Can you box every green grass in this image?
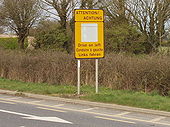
[0,38,28,49]
[0,78,76,95]
[81,90,170,111]
[0,38,18,49]
[0,78,170,112]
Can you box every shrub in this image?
[105,24,146,54]
[0,49,169,96]
[35,21,72,52]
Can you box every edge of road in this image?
[0,89,170,117]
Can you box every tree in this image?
[0,27,3,34]
[0,0,41,49]
[105,23,146,54]
[127,0,170,53]
[41,0,77,52]
[80,0,100,9]
[35,20,71,51]
[42,0,76,30]
[101,0,127,24]
[102,0,170,53]
[102,0,145,53]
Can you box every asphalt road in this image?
[0,94,170,127]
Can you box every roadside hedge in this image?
[0,49,169,96]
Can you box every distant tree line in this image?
[0,0,170,54]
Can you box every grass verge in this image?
[0,78,169,112]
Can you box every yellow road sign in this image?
[74,9,104,59]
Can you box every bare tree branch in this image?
[0,0,41,49]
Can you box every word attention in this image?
[75,10,104,22]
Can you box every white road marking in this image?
[82,107,99,111]
[95,116,136,124]
[23,116,72,124]
[115,112,130,116]
[149,116,166,122]
[0,109,72,124]
[0,109,32,117]
[0,100,16,104]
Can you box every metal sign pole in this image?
[77,60,81,95]
[95,59,99,94]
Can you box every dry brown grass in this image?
[0,49,169,96]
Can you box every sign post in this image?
[74,9,104,94]
[77,60,81,95]
[95,59,99,93]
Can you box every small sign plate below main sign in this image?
[75,9,104,59]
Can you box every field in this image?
[0,37,28,49]
[0,37,18,49]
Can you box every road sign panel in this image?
[75,22,104,59]
[74,9,104,59]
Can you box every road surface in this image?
[0,94,170,127]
